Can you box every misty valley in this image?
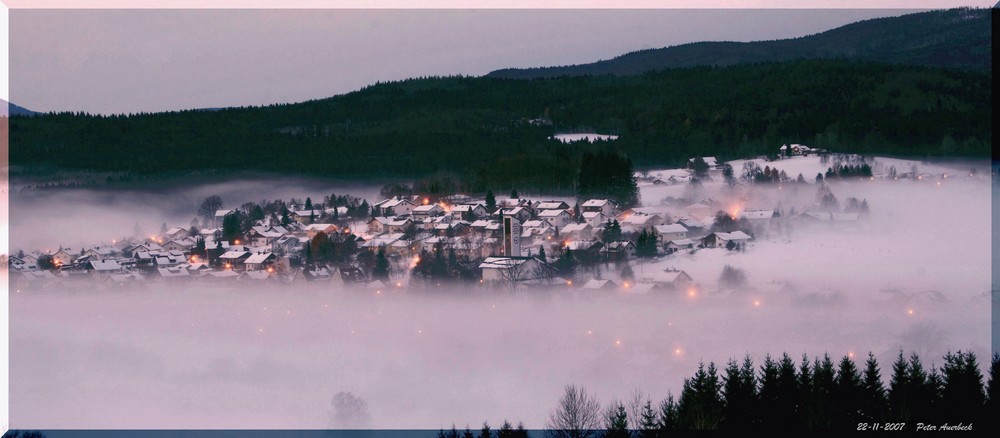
[5,152,993,429]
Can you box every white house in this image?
[654,223,688,242]
[243,252,279,271]
[701,231,752,248]
[581,211,607,227]
[411,204,445,219]
[451,203,488,220]
[538,209,573,228]
[535,201,571,211]
[560,223,594,241]
[373,197,415,217]
[479,256,551,287]
[581,199,617,217]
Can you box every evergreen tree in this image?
[833,355,863,427]
[603,401,629,438]
[305,197,313,211]
[373,248,390,281]
[496,421,513,438]
[721,356,757,430]
[281,207,291,226]
[657,393,680,433]
[860,352,889,423]
[485,190,497,213]
[538,246,547,263]
[222,212,244,243]
[987,354,1000,414]
[554,248,576,276]
[573,203,583,223]
[797,354,814,425]
[678,362,724,430]
[776,353,801,428]
[940,351,985,423]
[888,351,911,422]
[757,354,781,428]
[639,400,658,438]
[479,421,491,438]
[510,189,519,199]
[806,354,836,430]
[192,237,207,259]
[691,156,710,178]
[601,220,622,243]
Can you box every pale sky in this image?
[4,2,992,115]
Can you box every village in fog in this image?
[4,6,995,431]
[5,147,982,299]
[6,145,993,428]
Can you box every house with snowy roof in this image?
[581,199,617,217]
[701,231,752,248]
[654,223,688,242]
[373,197,415,217]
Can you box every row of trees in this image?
[12,60,990,192]
[547,350,997,434]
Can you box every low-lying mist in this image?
[8,175,385,251]
[10,280,989,429]
[7,157,994,429]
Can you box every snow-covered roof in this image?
[479,256,538,269]
[522,220,551,228]
[206,270,240,278]
[538,209,570,218]
[582,211,604,219]
[536,201,569,210]
[658,270,691,283]
[244,252,276,264]
[157,267,189,277]
[623,214,660,225]
[581,199,611,208]
[412,204,443,213]
[215,209,234,218]
[304,223,337,231]
[561,223,591,234]
[654,224,688,234]
[451,204,484,212]
[374,197,413,208]
[740,210,776,220]
[88,260,121,271]
[715,231,752,241]
[219,250,250,259]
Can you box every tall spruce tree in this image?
[860,352,889,423]
[834,355,863,427]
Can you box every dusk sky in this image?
[3,3,988,115]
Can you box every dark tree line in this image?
[578,150,640,209]
[545,351,995,434]
[11,60,988,193]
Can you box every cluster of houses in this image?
[9,152,866,293]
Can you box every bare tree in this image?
[546,384,602,438]
[624,388,648,431]
[495,258,534,289]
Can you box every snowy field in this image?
[7,155,994,429]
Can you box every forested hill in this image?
[488,8,991,79]
[9,60,991,192]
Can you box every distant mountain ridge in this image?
[2,99,38,117]
[487,8,991,79]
